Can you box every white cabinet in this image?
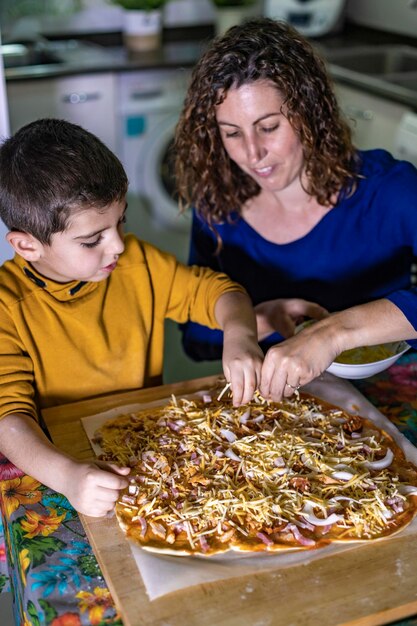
[334,83,411,153]
[6,72,117,153]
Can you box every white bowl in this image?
[326,341,411,379]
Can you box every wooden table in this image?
[42,374,417,626]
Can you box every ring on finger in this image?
[286,382,301,391]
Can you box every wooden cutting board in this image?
[42,374,417,626]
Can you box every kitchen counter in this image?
[3,39,208,81]
[3,26,213,82]
[3,23,417,110]
[2,355,417,625]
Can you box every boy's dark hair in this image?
[0,118,128,244]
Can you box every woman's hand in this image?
[259,318,341,401]
[255,298,328,341]
[259,298,417,402]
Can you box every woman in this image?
[174,18,417,399]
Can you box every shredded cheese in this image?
[94,389,417,553]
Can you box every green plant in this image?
[112,0,167,10]
[212,0,256,6]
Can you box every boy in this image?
[0,118,263,517]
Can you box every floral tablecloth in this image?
[1,353,417,626]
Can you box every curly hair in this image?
[174,18,359,234]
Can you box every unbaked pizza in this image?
[93,387,417,556]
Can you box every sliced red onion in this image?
[202,394,212,403]
[274,467,288,476]
[349,435,374,442]
[287,524,316,546]
[128,484,139,496]
[363,448,394,470]
[331,470,356,481]
[398,484,417,495]
[220,428,237,443]
[329,496,359,504]
[256,531,274,547]
[332,416,347,424]
[252,414,265,423]
[385,496,404,513]
[199,534,210,552]
[239,408,251,423]
[137,517,147,537]
[300,454,317,471]
[167,420,182,432]
[333,463,353,472]
[300,502,343,526]
[274,456,285,467]
[150,522,166,539]
[219,528,235,543]
[225,448,242,462]
[121,494,137,506]
[296,519,315,532]
[215,449,224,458]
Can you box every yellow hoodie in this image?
[0,234,245,420]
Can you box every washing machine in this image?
[116,68,191,231]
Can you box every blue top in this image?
[181,149,417,360]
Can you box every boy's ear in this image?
[6,231,43,261]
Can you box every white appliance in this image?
[263,0,346,37]
[116,68,191,231]
[164,0,215,26]
[394,112,417,168]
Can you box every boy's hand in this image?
[62,460,130,517]
[222,329,263,406]
[0,413,130,518]
[215,291,263,406]
[260,331,336,402]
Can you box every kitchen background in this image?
[0,1,416,622]
[0,0,416,381]
[0,0,416,380]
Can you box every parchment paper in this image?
[82,372,417,600]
